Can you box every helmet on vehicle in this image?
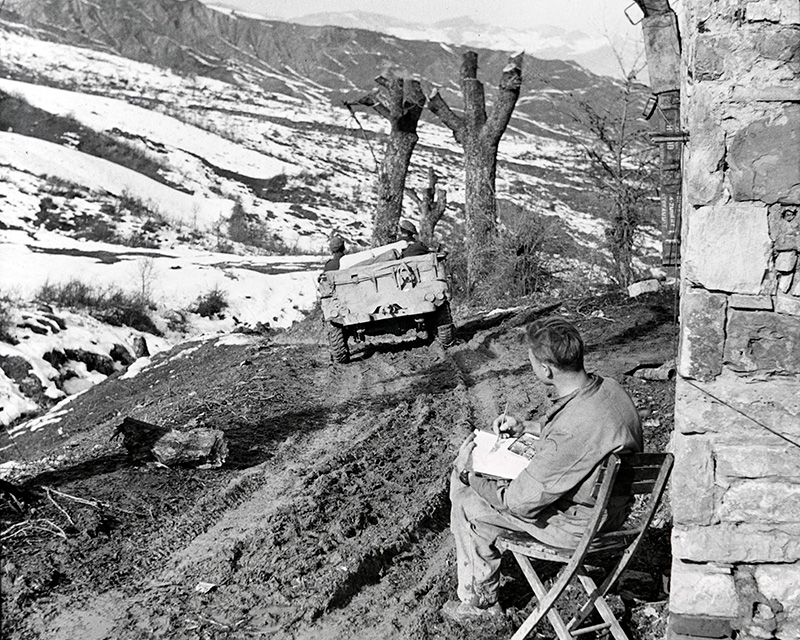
[398,220,418,236]
[329,235,345,252]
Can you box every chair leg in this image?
[512,553,573,640]
[572,570,629,640]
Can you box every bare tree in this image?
[566,57,658,288]
[404,167,447,246]
[346,76,426,247]
[428,51,523,289]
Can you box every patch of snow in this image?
[0,132,233,231]
[119,357,151,380]
[215,334,260,346]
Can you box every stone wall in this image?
[670,1,800,639]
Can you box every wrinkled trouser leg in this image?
[450,470,528,607]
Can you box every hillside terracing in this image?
[1,290,678,640]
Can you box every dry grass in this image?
[35,279,161,335]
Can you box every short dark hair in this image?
[523,317,584,372]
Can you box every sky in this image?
[210,0,644,40]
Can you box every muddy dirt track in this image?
[1,291,678,640]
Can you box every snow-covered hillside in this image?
[1,16,661,434]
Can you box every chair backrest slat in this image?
[609,453,670,497]
[497,451,674,640]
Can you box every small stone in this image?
[628,279,661,298]
[778,273,794,293]
[775,293,800,315]
[775,250,798,273]
[729,294,773,310]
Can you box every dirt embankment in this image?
[0,290,678,640]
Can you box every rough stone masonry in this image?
[670,1,800,639]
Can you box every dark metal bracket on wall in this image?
[650,131,690,144]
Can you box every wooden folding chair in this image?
[496,452,674,640]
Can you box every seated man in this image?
[398,219,430,257]
[323,235,346,271]
[445,317,642,621]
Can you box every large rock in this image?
[152,428,228,468]
[717,445,800,479]
[728,294,773,310]
[768,203,800,251]
[672,434,716,525]
[673,523,800,563]
[745,0,800,24]
[775,250,798,272]
[755,564,800,609]
[63,348,116,375]
[693,34,728,81]
[728,105,800,204]
[755,26,800,62]
[775,293,800,315]
[720,481,800,523]
[684,85,726,205]
[675,373,800,439]
[679,288,726,381]
[684,204,771,294]
[669,561,739,617]
[724,309,800,374]
[0,355,49,408]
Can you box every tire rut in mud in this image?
[2,294,679,640]
[155,343,471,639]
[5,338,472,640]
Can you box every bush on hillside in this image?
[116,191,162,219]
[191,286,228,319]
[445,209,559,307]
[224,202,297,255]
[35,279,161,335]
[74,215,117,243]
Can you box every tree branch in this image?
[485,51,523,140]
[428,89,466,144]
[344,95,390,120]
[404,186,421,207]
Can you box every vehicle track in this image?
[3,294,678,640]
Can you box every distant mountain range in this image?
[204,4,624,79]
[291,10,620,78]
[3,0,631,139]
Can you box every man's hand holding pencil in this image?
[491,404,542,439]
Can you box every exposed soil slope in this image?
[1,290,678,640]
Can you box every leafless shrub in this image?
[35,279,160,335]
[191,286,228,319]
[446,208,559,306]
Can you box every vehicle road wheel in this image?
[327,323,350,363]
[435,302,456,347]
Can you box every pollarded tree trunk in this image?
[405,167,447,246]
[428,51,523,290]
[346,76,426,247]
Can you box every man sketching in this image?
[444,317,642,621]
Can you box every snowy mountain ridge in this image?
[0,3,659,435]
[205,5,622,78]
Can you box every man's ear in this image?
[540,362,555,381]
